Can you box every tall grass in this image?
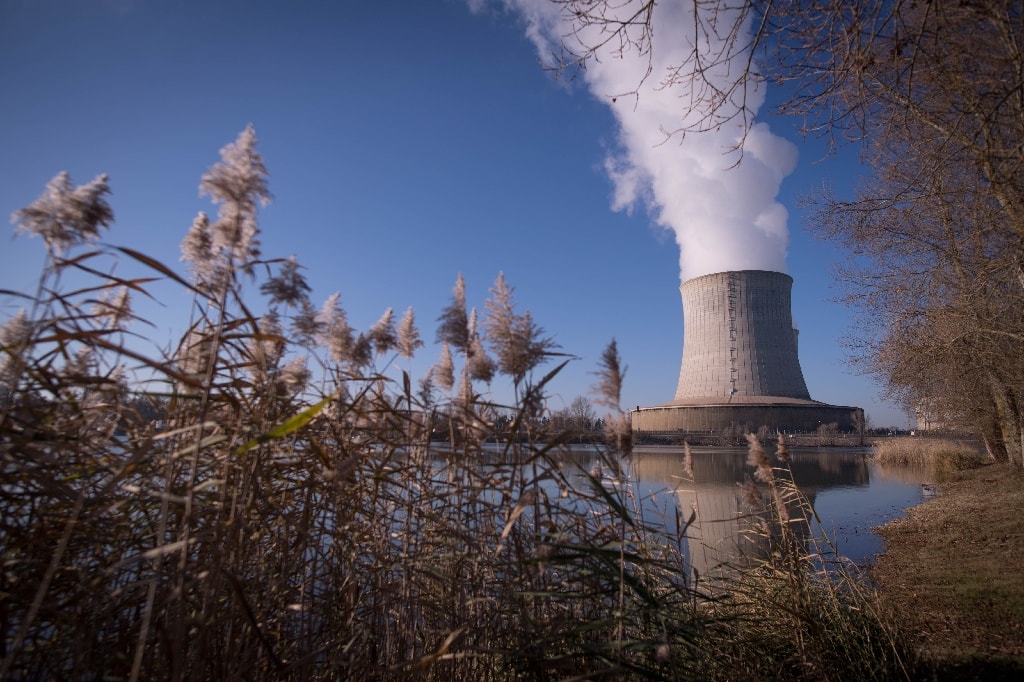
[1,128,916,680]
[873,437,986,480]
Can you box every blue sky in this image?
[0,0,909,427]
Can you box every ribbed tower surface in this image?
[675,270,811,402]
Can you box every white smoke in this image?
[484,0,798,282]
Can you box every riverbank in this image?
[871,462,1024,680]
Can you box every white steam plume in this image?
[484,0,798,283]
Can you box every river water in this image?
[624,445,930,570]
[437,441,929,575]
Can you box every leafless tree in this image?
[805,1,1024,463]
[568,394,597,430]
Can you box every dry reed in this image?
[873,437,986,478]
[0,129,917,681]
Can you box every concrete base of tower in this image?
[632,396,863,434]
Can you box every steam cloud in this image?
[484,0,798,283]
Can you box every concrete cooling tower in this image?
[633,270,862,434]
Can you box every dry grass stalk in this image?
[873,437,986,480]
[0,131,918,681]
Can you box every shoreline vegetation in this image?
[2,130,1021,679]
[870,444,1024,680]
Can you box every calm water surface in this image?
[627,445,930,569]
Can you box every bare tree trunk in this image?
[985,372,1023,465]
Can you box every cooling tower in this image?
[634,270,862,434]
[675,270,810,401]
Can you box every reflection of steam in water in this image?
[632,447,873,582]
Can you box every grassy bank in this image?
[872,462,1024,680]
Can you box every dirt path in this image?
[871,463,1024,680]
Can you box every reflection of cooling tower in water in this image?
[630,450,770,580]
[676,485,765,582]
[675,485,817,583]
[630,451,834,583]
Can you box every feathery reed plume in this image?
[93,286,132,330]
[746,433,773,483]
[181,211,217,285]
[278,355,310,395]
[483,272,557,385]
[456,369,477,420]
[259,255,310,308]
[738,475,763,508]
[247,311,284,381]
[349,333,372,370]
[60,346,96,382]
[0,310,32,390]
[417,368,436,407]
[12,171,113,254]
[683,441,694,479]
[436,272,469,352]
[483,271,515,351]
[367,307,397,356]
[396,306,422,359]
[466,333,495,384]
[776,433,790,462]
[317,292,354,365]
[199,124,269,270]
[176,328,214,382]
[463,306,496,382]
[435,343,455,392]
[290,298,322,346]
[603,412,633,456]
[591,338,626,410]
[513,309,556,378]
